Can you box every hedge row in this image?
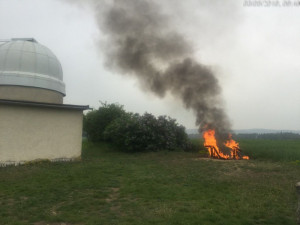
[83,103,189,152]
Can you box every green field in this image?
[193,138,300,162]
[0,140,299,225]
[239,139,300,162]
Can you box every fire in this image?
[203,129,230,159]
[203,129,249,160]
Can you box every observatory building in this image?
[0,38,89,165]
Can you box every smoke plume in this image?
[82,0,232,139]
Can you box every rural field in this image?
[0,139,299,225]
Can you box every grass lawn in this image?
[0,140,299,225]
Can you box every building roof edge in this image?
[0,99,91,111]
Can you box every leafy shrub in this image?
[84,103,126,141]
[84,103,189,152]
[103,112,189,152]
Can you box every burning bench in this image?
[203,129,249,160]
[204,145,245,160]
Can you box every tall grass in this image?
[239,139,300,162]
[189,138,300,162]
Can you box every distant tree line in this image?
[84,103,191,152]
[233,132,300,140]
[188,132,300,140]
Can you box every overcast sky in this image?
[1,0,299,130]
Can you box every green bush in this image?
[84,102,189,152]
[103,112,189,152]
[84,103,126,141]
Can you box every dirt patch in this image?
[49,201,66,216]
[104,187,125,216]
[105,187,120,203]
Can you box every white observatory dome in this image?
[0,38,66,103]
[0,38,65,103]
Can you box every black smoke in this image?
[80,0,232,144]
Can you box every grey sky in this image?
[1,0,299,130]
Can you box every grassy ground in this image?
[0,140,299,225]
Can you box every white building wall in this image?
[0,104,83,165]
[0,86,64,104]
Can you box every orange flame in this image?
[203,129,230,159]
[203,130,249,160]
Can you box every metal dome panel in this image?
[0,39,65,95]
